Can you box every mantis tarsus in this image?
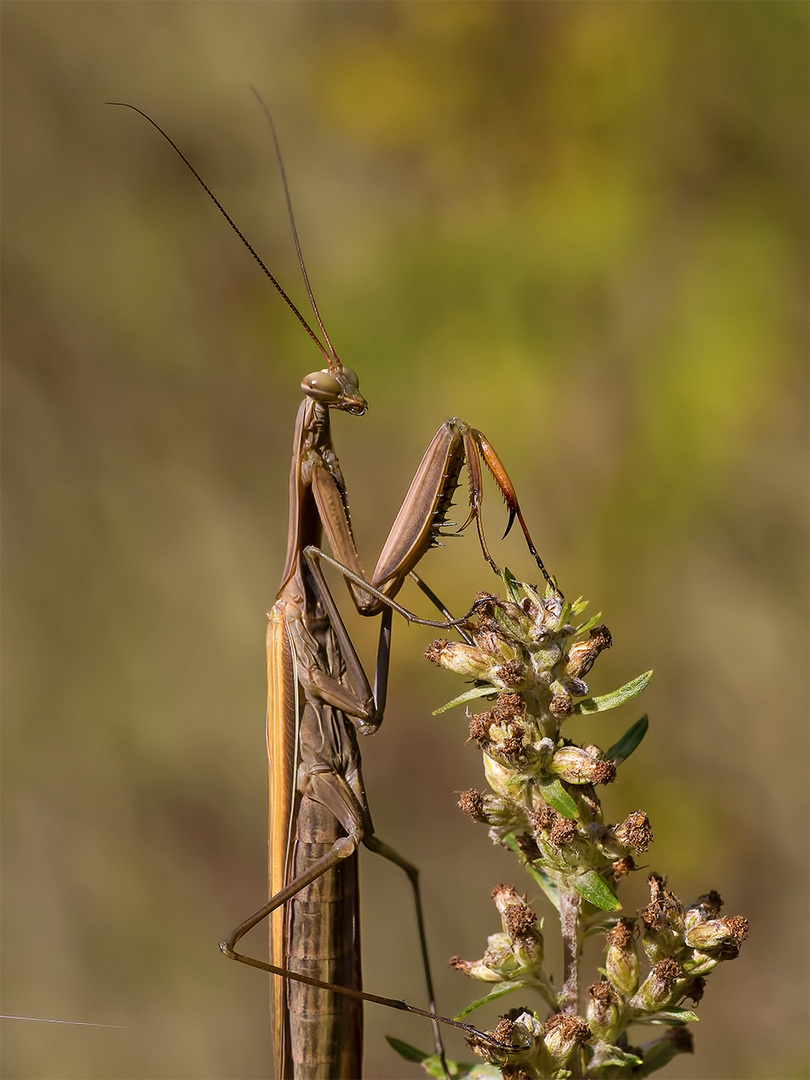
[111,100,556,1079]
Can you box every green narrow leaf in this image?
[453,980,526,1019]
[502,567,522,603]
[638,1006,700,1025]
[492,605,529,643]
[573,670,653,715]
[606,715,649,764]
[574,611,603,634]
[433,685,496,714]
[386,1036,430,1064]
[571,870,622,911]
[536,777,579,818]
[566,596,589,618]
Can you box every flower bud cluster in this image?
[635,874,749,979]
[448,869,746,1078]
[426,579,646,901]
[425,585,612,746]
[468,1008,592,1077]
[450,885,545,985]
[410,576,748,1079]
[567,874,747,1074]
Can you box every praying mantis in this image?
[111,100,556,1079]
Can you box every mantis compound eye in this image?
[301,369,341,402]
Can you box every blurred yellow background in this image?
[2,4,807,1079]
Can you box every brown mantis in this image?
[111,100,556,1079]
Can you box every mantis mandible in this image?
[111,100,556,1079]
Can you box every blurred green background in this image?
[2,4,807,1079]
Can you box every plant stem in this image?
[559,887,583,1079]
[560,888,581,1014]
